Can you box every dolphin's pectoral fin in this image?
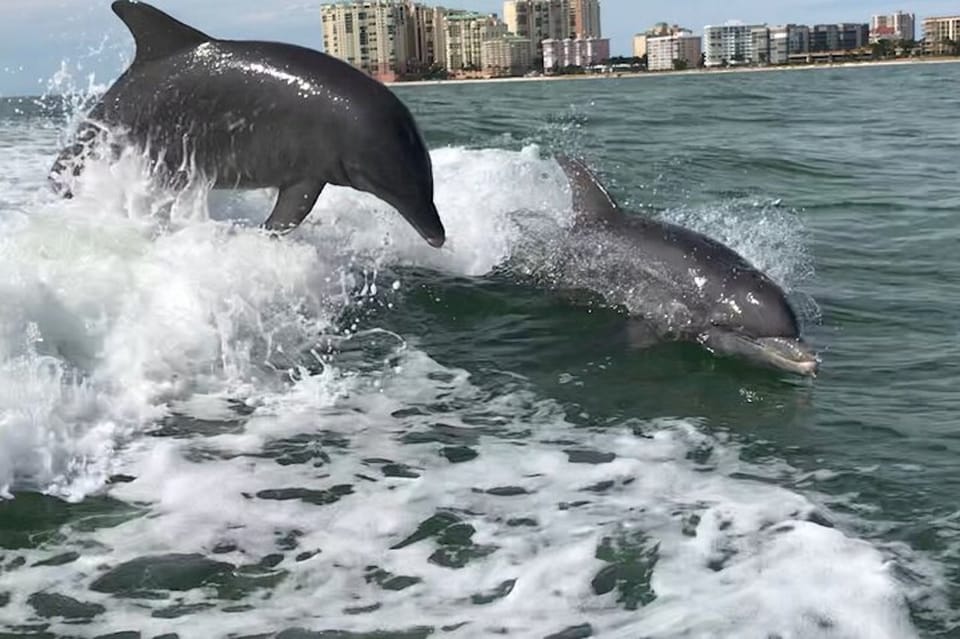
[262,180,325,233]
[48,144,85,199]
[48,121,104,199]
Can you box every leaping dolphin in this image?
[546,155,820,377]
[49,1,446,247]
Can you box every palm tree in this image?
[938,37,958,57]
[871,39,894,59]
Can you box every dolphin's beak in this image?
[699,330,820,377]
[751,336,820,377]
[399,201,446,248]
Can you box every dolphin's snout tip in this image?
[795,357,820,378]
[757,336,820,378]
[706,332,821,378]
[401,203,445,248]
[786,339,821,378]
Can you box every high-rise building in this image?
[503,0,570,63]
[703,21,766,66]
[502,0,523,34]
[923,15,960,54]
[444,11,508,71]
[766,26,790,63]
[870,11,916,43]
[321,1,411,82]
[504,0,570,41]
[810,24,839,52]
[786,24,811,55]
[646,31,702,71]
[568,0,601,38]
[633,23,685,59]
[541,36,610,70]
[404,3,448,72]
[810,23,868,52]
[838,23,869,50]
[633,35,648,58]
[751,26,770,63]
[482,35,534,75]
[751,24,809,64]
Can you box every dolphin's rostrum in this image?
[49,1,446,248]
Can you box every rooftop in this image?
[445,11,496,21]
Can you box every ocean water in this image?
[0,61,958,639]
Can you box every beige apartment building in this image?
[633,35,647,58]
[482,35,534,76]
[405,3,448,71]
[646,31,702,71]
[568,0,601,38]
[504,0,599,40]
[322,0,603,79]
[923,15,960,54]
[321,1,411,82]
[633,23,686,59]
[444,11,508,71]
[503,0,569,62]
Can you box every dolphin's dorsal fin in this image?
[111,1,212,65]
[554,154,621,225]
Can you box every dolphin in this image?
[48,1,446,247]
[541,155,819,377]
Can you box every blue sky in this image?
[1,0,957,96]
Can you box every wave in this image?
[0,115,940,636]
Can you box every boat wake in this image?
[0,107,943,637]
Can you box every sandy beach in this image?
[386,56,960,88]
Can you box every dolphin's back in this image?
[553,155,801,340]
[555,154,622,226]
[74,3,411,189]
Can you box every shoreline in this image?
[386,56,960,88]
[3,56,958,101]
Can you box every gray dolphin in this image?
[49,0,446,247]
[543,155,819,377]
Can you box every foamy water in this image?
[0,114,933,637]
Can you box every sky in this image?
[1,0,958,96]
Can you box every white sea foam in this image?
[661,200,814,292]
[0,124,933,637]
[0,347,922,638]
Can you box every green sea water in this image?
[0,62,958,637]
[400,63,960,634]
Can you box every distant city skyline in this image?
[2,0,960,95]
